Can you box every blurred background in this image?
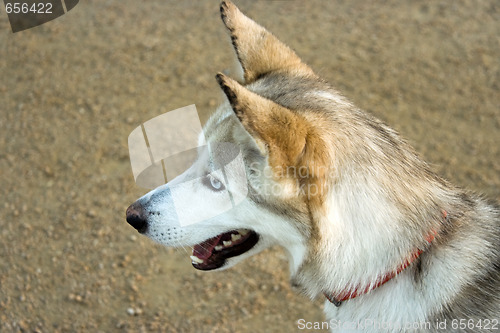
[1,0,498,332]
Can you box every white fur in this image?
[309,90,352,107]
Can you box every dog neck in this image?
[323,221,441,307]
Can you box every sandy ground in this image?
[0,0,499,332]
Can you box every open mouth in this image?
[190,229,259,270]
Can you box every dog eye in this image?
[203,174,225,192]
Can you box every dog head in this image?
[126,1,336,274]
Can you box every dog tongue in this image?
[193,234,223,260]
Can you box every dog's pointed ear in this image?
[215,73,308,168]
[220,1,314,83]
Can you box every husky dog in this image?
[126,1,499,331]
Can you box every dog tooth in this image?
[190,255,204,264]
[239,229,249,235]
[231,234,242,242]
[223,240,232,247]
[214,245,223,251]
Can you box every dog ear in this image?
[220,1,314,83]
[215,73,309,169]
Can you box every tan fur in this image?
[216,73,307,167]
[216,73,331,209]
[220,0,314,83]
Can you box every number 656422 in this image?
[5,2,53,14]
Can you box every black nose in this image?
[126,203,148,233]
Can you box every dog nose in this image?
[126,203,148,233]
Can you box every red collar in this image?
[324,213,443,307]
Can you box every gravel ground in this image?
[1,1,499,332]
